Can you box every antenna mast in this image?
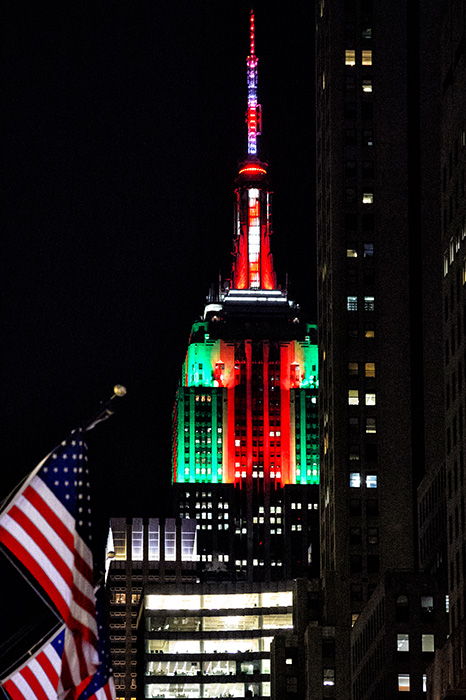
[246,10,261,156]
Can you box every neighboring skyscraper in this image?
[429,2,466,696]
[313,0,445,696]
[172,11,320,584]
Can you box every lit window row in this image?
[398,674,428,693]
[348,362,376,377]
[348,390,376,405]
[345,49,373,66]
[346,242,374,258]
[349,473,378,488]
[397,634,434,652]
[347,296,375,311]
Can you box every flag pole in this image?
[0,543,63,622]
[0,620,65,681]
[81,384,127,432]
[0,385,127,515]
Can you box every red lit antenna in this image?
[250,9,255,56]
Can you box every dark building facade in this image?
[312,0,445,697]
[428,2,466,697]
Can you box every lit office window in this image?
[348,390,359,405]
[364,296,375,311]
[397,634,409,652]
[366,417,376,434]
[365,362,375,377]
[362,49,372,65]
[364,242,374,257]
[362,79,373,92]
[350,472,361,488]
[323,668,335,686]
[348,362,359,376]
[347,244,358,257]
[398,674,410,692]
[347,295,358,311]
[422,634,435,652]
[365,393,376,406]
[362,191,374,204]
[365,330,375,338]
[366,474,377,488]
[345,49,356,66]
[132,518,144,561]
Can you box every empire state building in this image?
[171,11,320,583]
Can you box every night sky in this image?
[1,1,315,651]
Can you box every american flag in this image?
[0,433,100,699]
[1,626,65,700]
[2,590,115,700]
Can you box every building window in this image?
[364,296,375,311]
[347,243,358,257]
[350,527,362,545]
[365,393,376,406]
[366,473,377,488]
[398,674,410,692]
[364,242,374,257]
[396,595,409,621]
[345,49,356,66]
[362,49,372,65]
[348,390,359,405]
[365,329,375,338]
[350,555,362,573]
[421,596,434,614]
[397,634,409,652]
[323,668,335,686]
[366,417,376,434]
[350,472,361,488]
[363,129,373,146]
[367,527,378,545]
[365,362,375,377]
[362,79,373,92]
[422,634,434,652]
[367,554,379,573]
[348,362,359,375]
[347,295,358,311]
[363,191,374,204]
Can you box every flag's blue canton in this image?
[51,628,66,655]
[78,588,114,700]
[40,432,93,543]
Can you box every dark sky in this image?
[1,1,315,640]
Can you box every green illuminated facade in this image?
[172,320,319,489]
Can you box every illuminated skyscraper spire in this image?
[230,10,277,291]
